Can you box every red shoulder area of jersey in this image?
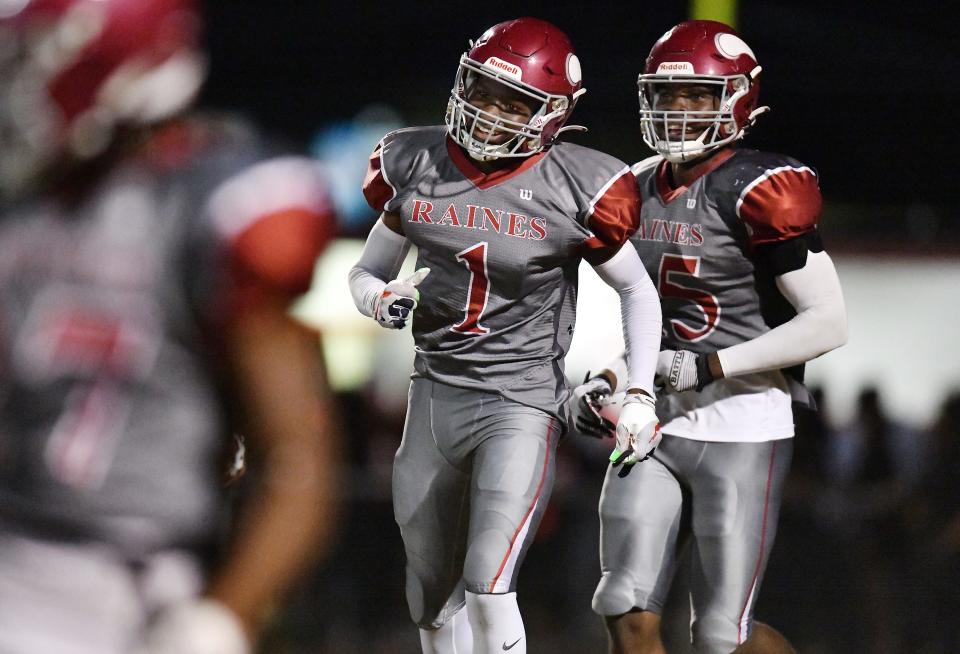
[445,136,545,190]
[736,164,821,245]
[362,140,397,212]
[227,206,335,318]
[580,167,642,265]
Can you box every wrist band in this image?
[695,354,715,391]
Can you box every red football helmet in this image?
[0,0,205,199]
[446,17,585,161]
[638,20,769,163]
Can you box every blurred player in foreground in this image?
[349,17,661,654]
[571,20,847,654]
[0,1,338,653]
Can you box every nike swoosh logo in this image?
[502,637,522,650]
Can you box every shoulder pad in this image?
[631,154,662,176]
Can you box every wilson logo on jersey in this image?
[408,198,547,240]
[636,218,704,246]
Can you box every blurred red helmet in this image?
[0,0,205,198]
[638,20,768,163]
[446,17,585,161]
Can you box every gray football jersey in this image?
[631,148,823,435]
[0,119,329,556]
[632,148,821,353]
[364,126,641,421]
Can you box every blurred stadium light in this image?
[806,256,960,428]
[292,239,416,413]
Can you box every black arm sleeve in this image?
[752,230,824,277]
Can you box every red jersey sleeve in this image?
[580,167,642,265]
[206,157,336,318]
[362,139,397,212]
[735,165,821,246]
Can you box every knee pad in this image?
[463,527,516,594]
[592,570,656,617]
[691,613,740,654]
[405,562,465,629]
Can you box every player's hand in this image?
[135,598,250,654]
[374,267,430,329]
[610,391,660,465]
[655,349,715,392]
[569,373,615,438]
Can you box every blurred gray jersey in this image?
[364,126,641,422]
[0,119,330,556]
[631,149,823,441]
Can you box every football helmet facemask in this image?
[446,17,585,161]
[638,20,769,164]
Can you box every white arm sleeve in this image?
[592,243,662,395]
[347,218,411,318]
[718,250,847,377]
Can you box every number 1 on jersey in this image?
[452,242,491,335]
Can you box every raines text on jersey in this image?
[635,218,704,246]
[409,198,547,240]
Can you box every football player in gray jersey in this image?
[349,17,662,654]
[572,21,848,654]
[0,2,338,653]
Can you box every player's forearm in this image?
[348,266,386,318]
[717,302,845,376]
[593,244,662,394]
[207,441,335,635]
[348,216,410,317]
[207,435,336,635]
[718,250,847,377]
[592,353,628,394]
[210,306,339,635]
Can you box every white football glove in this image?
[610,391,661,465]
[569,373,615,438]
[374,267,430,329]
[655,349,715,392]
[135,598,250,654]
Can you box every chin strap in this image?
[732,105,771,142]
[739,66,769,135]
[746,105,771,124]
[555,124,588,136]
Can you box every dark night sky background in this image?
[199,1,957,212]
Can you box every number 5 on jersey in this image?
[658,253,720,342]
[452,242,491,335]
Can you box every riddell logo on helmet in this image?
[657,62,695,74]
[484,57,523,81]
